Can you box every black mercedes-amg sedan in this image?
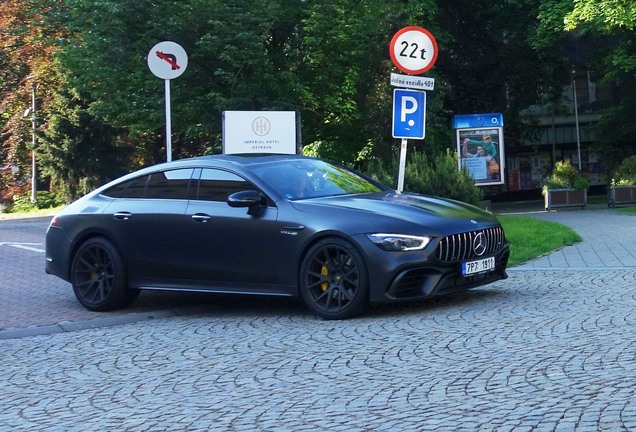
[45,154,509,319]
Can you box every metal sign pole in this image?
[30,83,37,203]
[389,27,436,193]
[164,79,172,162]
[147,41,187,162]
[397,138,408,192]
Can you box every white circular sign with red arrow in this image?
[148,41,188,80]
[389,26,438,75]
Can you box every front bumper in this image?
[360,233,510,303]
[384,243,509,301]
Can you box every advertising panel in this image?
[453,113,505,186]
[222,111,297,155]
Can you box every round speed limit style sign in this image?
[389,26,438,75]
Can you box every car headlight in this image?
[367,234,431,251]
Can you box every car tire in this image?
[71,237,138,311]
[299,237,368,320]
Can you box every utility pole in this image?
[571,68,582,171]
[29,83,38,203]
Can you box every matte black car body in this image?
[45,154,509,319]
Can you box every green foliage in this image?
[38,87,133,201]
[535,0,636,171]
[564,0,636,33]
[612,155,636,186]
[542,160,589,195]
[438,0,568,148]
[365,149,483,206]
[2,0,635,203]
[9,191,63,213]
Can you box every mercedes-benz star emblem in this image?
[472,232,488,256]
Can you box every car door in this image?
[180,168,286,292]
[100,168,194,284]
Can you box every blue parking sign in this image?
[393,89,426,139]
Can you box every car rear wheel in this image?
[71,237,139,311]
[300,237,368,320]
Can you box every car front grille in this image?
[436,227,505,262]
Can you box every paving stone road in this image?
[1,206,636,431]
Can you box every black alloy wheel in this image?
[300,237,368,320]
[71,237,139,311]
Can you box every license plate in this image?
[462,257,495,276]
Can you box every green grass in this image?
[497,215,582,267]
[0,206,62,221]
[587,194,606,205]
[619,206,636,215]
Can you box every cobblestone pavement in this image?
[2,207,636,431]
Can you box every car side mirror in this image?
[227,190,265,215]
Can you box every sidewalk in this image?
[493,200,636,269]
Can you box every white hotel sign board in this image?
[222,111,297,155]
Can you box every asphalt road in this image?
[2,207,636,431]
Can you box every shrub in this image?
[612,155,636,186]
[542,160,589,195]
[365,149,483,206]
[9,191,64,213]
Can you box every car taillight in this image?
[49,216,62,228]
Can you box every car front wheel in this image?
[71,237,139,311]
[300,237,368,320]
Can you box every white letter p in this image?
[400,96,418,122]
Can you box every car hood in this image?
[294,192,499,232]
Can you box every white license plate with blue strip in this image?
[462,257,495,276]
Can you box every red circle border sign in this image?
[389,26,439,75]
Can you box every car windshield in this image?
[251,159,386,200]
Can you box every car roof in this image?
[175,153,316,168]
[125,153,317,174]
[92,154,320,193]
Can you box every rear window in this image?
[102,169,194,199]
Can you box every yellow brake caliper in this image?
[320,264,329,291]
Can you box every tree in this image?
[6,0,629,202]
[47,0,436,169]
[537,0,636,172]
[436,0,568,149]
[0,0,66,203]
[564,0,636,33]
[39,87,132,201]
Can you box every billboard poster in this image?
[453,113,505,186]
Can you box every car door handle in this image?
[282,225,305,231]
[113,212,132,221]
[192,213,212,223]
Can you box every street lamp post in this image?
[30,83,37,203]
[571,68,582,171]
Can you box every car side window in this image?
[145,169,194,199]
[102,175,149,198]
[195,168,254,202]
[101,169,194,199]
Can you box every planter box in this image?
[608,186,636,207]
[544,188,587,211]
